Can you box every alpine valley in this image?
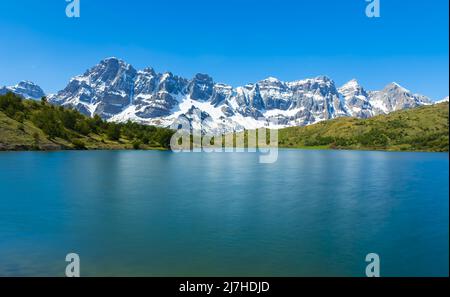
[2,57,448,133]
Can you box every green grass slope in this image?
[278,102,449,152]
[0,93,174,151]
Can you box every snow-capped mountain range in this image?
[2,57,447,132]
[0,81,45,100]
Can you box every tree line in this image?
[0,92,174,149]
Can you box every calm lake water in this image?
[0,150,448,276]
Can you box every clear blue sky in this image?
[0,0,448,100]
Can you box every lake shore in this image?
[1,144,448,153]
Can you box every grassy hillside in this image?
[0,93,174,151]
[278,102,449,152]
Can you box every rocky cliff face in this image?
[338,79,373,118]
[33,57,433,132]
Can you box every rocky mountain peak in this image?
[340,79,361,90]
[339,79,366,96]
[384,82,410,93]
[140,67,157,76]
[189,73,214,101]
[0,80,45,100]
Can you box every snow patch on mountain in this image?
[0,81,46,100]
[436,96,449,104]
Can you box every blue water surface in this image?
[0,150,448,276]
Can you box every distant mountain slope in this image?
[0,81,45,100]
[437,96,449,104]
[45,57,433,133]
[277,102,449,152]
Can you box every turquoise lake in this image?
[0,150,448,276]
